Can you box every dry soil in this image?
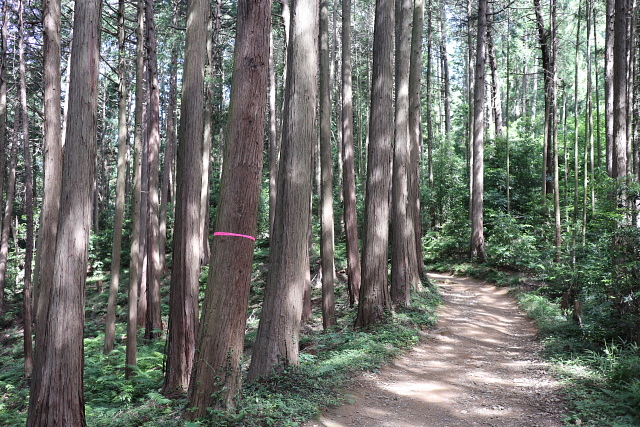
[304,273,567,427]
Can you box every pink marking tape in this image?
[213,231,256,241]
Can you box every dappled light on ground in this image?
[305,273,565,427]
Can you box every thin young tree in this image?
[18,0,34,376]
[27,1,101,425]
[186,0,271,410]
[409,0,425,278]
[355,0,394,328]
[0,0,8,271]
[391,0,418,306]
[104,0,128,354]
[342,0,362,306]
[470,0,487,262]
[487,22,503,137]
[247,0,318,379]
[0,114,18,313]
[320,0,337,328]
[163,0,207,395]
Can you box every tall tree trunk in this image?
[0,1,6,222]
[30,0,63,409]
[33,0,62,331]
[186,0,270,409]
[248,0,318,379]
[409,0,425,278]
[163,0,207,395]
[268,31,279,236]
[27,2,101,425]
[592,3,602,170]
[470,0,487,262]
[145,0,163,340]
[440,7,451,138]
[126,0,147,379]
[159,0,180,274]
[606,0,614,176]
[572,0,582,258]
[612,0,629,181]
[342,0,361,306]
[505,13,511,213]
[136,0,149,329]
[320,0,337,328]
[426,1,435,228]
[333,0,343,213]
[391,0,417,306]
[201,15,214,267]
[18,0,34,376]
[355,0,394,328]
[104,0,128,354]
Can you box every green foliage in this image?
[518,290,640,426]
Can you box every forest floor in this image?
[303,273,568,427]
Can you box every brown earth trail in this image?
[305,273,567,427]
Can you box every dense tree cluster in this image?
[0,0,638,424]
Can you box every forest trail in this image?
[304,273,567,427]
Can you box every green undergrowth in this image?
[519,292,640,426]
[192,285,441,427]
[0,275,440,427]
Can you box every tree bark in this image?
[145,0,163,341]
[163,0,207,395]
[268,31,279,237]
[186,0,270,410]
[391,0,417,306]
[18,0,34,376]
[342,0,362,306]
[27,2,101,425]
[320,0,337,328]
[104,0,128,354]
[0,2,6,222]
[440,7,451,138]
[605,0,614,176]
[159,0,180,274]
[248,0,318,379]
[355,0,394,328]
[136,0,149,329]
[470,0,487,262]
[612,0,629,181]
[409,0,425,278]
[126,0,147,379]
[33,0,63,334]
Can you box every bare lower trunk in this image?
[163,0,207,395]
[342,0,361,306]
[320,0,336,328]
[356,0,394,328]
[186,0,270,409]
[27,2,101,425]
[248,0,318,379]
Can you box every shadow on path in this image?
[304,273,566,427]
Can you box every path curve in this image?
[305,273,567,427]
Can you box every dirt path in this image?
[304,273,567,427]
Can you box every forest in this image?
[0,0,639,425]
